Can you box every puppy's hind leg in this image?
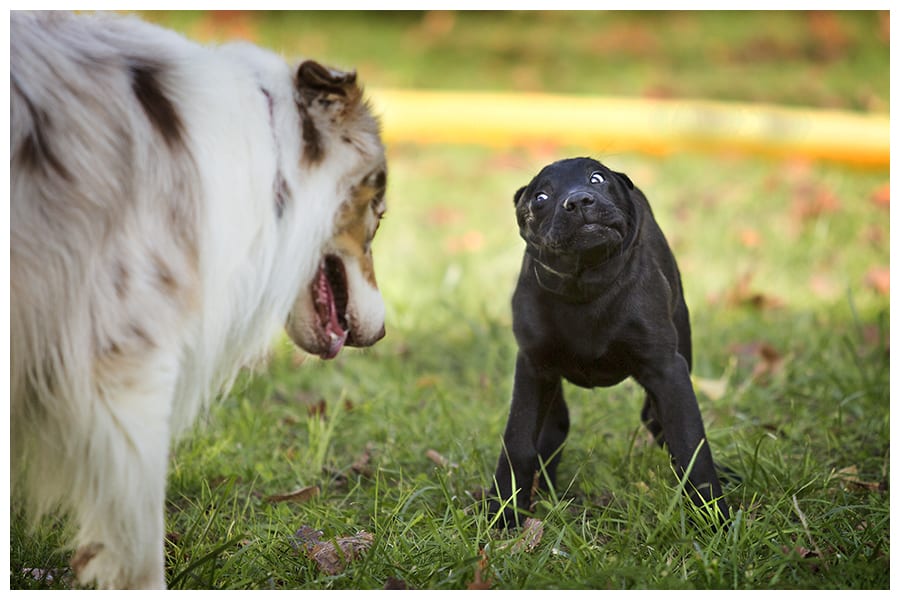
[70,353,179,589]
[640,394,665,447]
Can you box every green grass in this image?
[10,10,889,590]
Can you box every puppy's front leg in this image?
[489,351,562,527]
[636,354,729,520]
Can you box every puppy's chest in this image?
[516,308,631,388]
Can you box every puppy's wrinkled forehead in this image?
[532,157,606,190]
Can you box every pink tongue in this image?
[317,265,347,359]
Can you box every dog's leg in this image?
[489,352,561,527]
[635,354,729,520]
[536,381,568,491]
[640,395,665,447]
[69,355,177,589]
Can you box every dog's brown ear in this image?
[513,186,527,205]
[295,60,362,112]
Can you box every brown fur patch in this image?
[130,62,183,148]
[71,543,104,579]
[12,79,71,181]
[274,170,290,218]
[332,168,387,287]
[297,102,324,165]
[129,322,155,349]
[152,254,177,293]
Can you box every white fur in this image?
[11,12,385,589]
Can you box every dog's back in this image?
[11,12,206,588]
[12,11,389,588]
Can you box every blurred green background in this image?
[142,10,889,111]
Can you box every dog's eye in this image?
[590,172,605,184]
[534,192,549,206]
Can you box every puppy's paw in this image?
[484,491,526,529]
[716,463,742,486]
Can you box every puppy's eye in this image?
[590,172,605,184]
[534,192,549,206]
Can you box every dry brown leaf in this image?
[781,544,818,559]
[351,443,374,477]
[870,183,890,209]
[384,577,410,590]
[265,485,320,505]
[791,184,841,224]
[835,466,885,492]
[864,266,889,296]
[445,230,485,254]
[738,227,761,249]
[693,375,728,401]
[719,271,785,311]
[307,398,327,419]
[426,449,458,469]
[305,531,375,576]
[498,517,544,554]
[293,525,324,550]
[729,341,785,383]
[468,548,493,590]
[415,374,441,389]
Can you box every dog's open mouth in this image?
[311,255,350,359]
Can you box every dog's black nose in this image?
[563,194,594,212]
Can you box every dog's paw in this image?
[485,493,525,529]
[716,463,742,486]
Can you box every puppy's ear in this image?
[613,171,634,190]
[295,60,362,117]
[513,186,527,205]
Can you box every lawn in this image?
[9,10,890,590]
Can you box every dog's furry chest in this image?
[513,293,633,388]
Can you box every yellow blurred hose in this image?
[369,88,889,168]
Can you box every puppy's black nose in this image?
[563,194,594,212]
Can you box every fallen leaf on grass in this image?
[351,443,375,477]
[834,465,885,492]
[781,545,818,560]
[384,576,410,590]
[790,184,841,224]
[497,517,544,554]
[293,525,324,549]
[445,230,485,254]
[307,398,328,419]
[864,266,889,296]
[693,375,728,401]
[870,183,889,209]
[738,227,761,249]
[265,485,320,504]
[295,528,375,576]
[714,271,785,311]
[468,548,493,590]
[729,341,785,383]
[426,449,458,469]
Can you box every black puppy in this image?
[489,157,729,526]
